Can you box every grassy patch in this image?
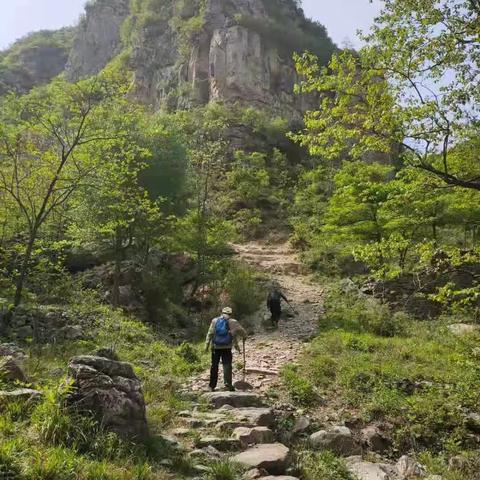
[0,298,206,479]
[285,282,480,455]
[297,451,355,480]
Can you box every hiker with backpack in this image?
[205,306,247,392]
[267,283,290,326]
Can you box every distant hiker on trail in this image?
[267,282,289,326]
[205,307,247,392]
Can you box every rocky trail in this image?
[190,241,324,393]
[174,242,325,479]
[169,242,429,480]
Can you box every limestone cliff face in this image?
[130,0,320,115]
[64,0,333,116]
[65,0,130,81]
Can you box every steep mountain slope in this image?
[0,28,75,94]
[2,0,336,116]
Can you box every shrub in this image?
[297,451,355,480]
[225,263,262,319]
[205,459,242,480]
[322,282,408,337]
[281,364,318,406]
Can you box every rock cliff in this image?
[65,0,130,81]
[65,0,336,115]
[1,0,336,116]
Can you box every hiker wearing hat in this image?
[205,307,247,392]
[267,282,290,327]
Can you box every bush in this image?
[323,282,408,337]
[205,459,242,480]
[225,263,262,319]
[297,451,355,480]
[281,364,318,406]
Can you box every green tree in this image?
[0,77,119,306]
[292,0,480,190]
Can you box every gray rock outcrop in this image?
[6,305,90,343]
[0,28,75,94]
[396,456,427,479]
[361,425,392,453]
[310,426,362,456]
[232,443,290,474]
[0,356,27,383]
[63,0,335,116]
[347,456,397,480]
[65,0,130,81]
[67,353,148,441]
[233,426,274,447]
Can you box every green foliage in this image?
[281,364,317,406]
[291,0,480,191]
[292,283,480,453]
[292,157,480,280]
[235,1,336,63]
[323,282,408,337]
[225,263,262,319]
[204,459,242,480]
[297,451,354,480]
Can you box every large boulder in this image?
[67,354,148,441]
[396,456,426,479]
[448,324,480,336]
[0,356,27,383]
[310,426,361,456]
[232,443,290,475]
[347,456,397,480]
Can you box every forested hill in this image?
[0,28,75,95]
[1,0,336,114]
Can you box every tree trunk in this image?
[111,232,122,308]
[14,230,37,307]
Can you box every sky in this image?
[0,0,383,51]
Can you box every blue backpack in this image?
[214,316,232,346]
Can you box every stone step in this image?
[259,477,300,480]
[196,436,240,451]
[230,407,275,428]
[233,426,274,448]
[232,443,290,475]
[203,391,265,409]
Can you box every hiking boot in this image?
[224,385,235,392]
[209,386,216,392]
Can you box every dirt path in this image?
[190,241,323,393]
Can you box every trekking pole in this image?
[242,338,246,382]
[286,300,297,315]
